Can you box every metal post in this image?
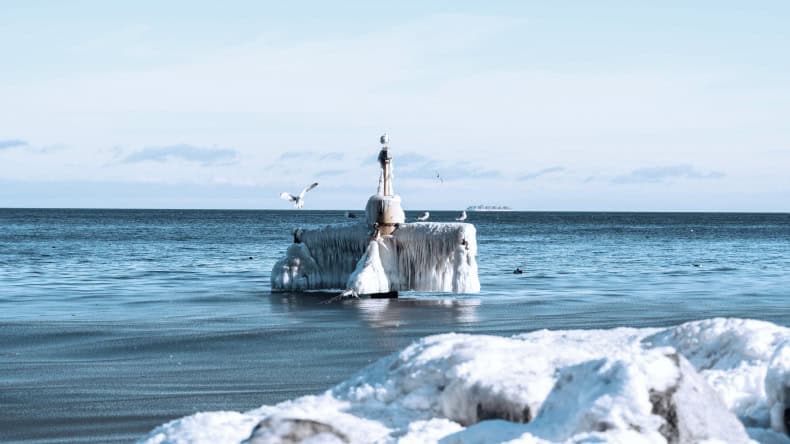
[377,143,392,197]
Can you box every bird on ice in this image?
[416,211,430,221]
[280,182,318,209]
[455,211,467,221]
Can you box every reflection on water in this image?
[355,297,480,328]
[269,292,480,330]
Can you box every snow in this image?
[271,222,480,294]
[138,318,790,444]
[644,318,790,431]
[141,411,259,444]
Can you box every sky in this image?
[1,1,789,211]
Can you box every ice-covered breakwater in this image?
[139,318,790,443]
[271,134,481,295]
[270,221,480,294]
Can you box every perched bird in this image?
[380,133,389,145]
[280,182,318,209]
[416,211,430,221]
[455,211,467,221]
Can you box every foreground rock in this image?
[138,318,790,444]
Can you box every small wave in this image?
[527,273,556,279]
[709,266,738,272]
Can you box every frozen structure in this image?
[139,318,790,444]
[270,135,480,296]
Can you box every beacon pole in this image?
[378,135,392,197]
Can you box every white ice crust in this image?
[271,222,480,294]
[138,318,790,444]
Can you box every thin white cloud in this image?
[612,165,725,184]
[122,144,237,166]
[319,152,345,161]
[315,169,347,177]
[0,139,27,150]
[518,166,565,181]
[394,154,501,181]
[278,151,314,160]
[278,151,344,161]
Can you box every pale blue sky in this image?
[1,1,788,210]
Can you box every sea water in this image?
[1,209,788,442]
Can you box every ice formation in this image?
[139,318,790,444]
[271,222,480,294]
[270,134,480,295]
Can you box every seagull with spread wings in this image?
[280,182,318,209]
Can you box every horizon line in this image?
[1,206,788,214]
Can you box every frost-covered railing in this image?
[270,222,480,294]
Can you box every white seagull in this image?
[416,211,430,221]
[455,211,467,221]
[280,182,318,209]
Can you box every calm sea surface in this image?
[1,209,789,443]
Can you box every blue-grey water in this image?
[1,209,789,443]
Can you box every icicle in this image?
[271,221,480,294]
[346,240,390,294]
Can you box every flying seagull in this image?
[280,182,318,209]
[455,211,467,221]
[416,211,430,221]
[435,171,443,183]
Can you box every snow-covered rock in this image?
[138,318,790,444]
[443,350,750,444]
[644,318,790,428]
